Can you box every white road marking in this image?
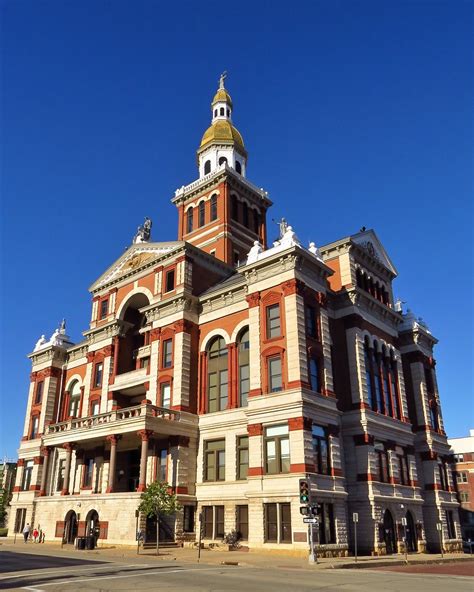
[20,566,234,591]
[0,563,149,580]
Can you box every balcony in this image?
[110,367,148,393]
[44,403,192,446]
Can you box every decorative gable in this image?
[351,230,397,276]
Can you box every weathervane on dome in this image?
[219,71,227,89]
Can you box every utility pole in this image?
[197,512,203,563]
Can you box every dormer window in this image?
[204,160,211,175]
[214,109,217,117]
[219,156,227,166]
[235,161,242,174]
[220,107,224,116]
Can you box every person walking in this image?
[32,527,39,543]
[22,523,31,543]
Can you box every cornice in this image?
[332,288,402,329]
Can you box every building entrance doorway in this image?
[64,510,78,544]
[383,509,396,554]
[86,509,100,539]
[145,514,175,543]
[405,511,418,552]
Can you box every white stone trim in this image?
[200,328,232,352]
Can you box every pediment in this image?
[351,230,397,276]
[89,241,184,292]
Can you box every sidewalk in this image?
[2,539,472,571]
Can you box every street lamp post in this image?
[436,522,443,558]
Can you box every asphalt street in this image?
[0,548,472,592]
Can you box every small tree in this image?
[137,481,180,556]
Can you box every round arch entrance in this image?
[405,510,418,552]
[85,509,100,539]
[64,510,78,544]
[383,509,397,555]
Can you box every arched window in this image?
[68,381,81,418]
[198,201,205,227]
[207,337,228,412]
[381,346,392,416]
[204,160,211,175]
[429,399,440,431]
[371,341,383,412]
[235,161,242,174]
[226,109,230,117]
[220,107,224,116]
[187,207,194,233]
[231,195,239,220]
[356,268,363,288]
[219,156,228,166]
[389,351,401,419]
[210,195,218,221]
[253,209,259,234]
[238,329,250,406]
[364,337,374,409]
[242,202,249,227]
[214,109,217,117]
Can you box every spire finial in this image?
[219,71,227,89]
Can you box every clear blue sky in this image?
[1,1,472,458]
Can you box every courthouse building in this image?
[9,76,461,555]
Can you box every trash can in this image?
[76,537,86,550]
[85,535,96,550]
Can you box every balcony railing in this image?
[47,403,179,435]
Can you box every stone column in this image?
[61,443,74,495]
[106,435,120,493]
[39,446,52,496]
[137,430,153,492]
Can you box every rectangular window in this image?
[236,505,248,540]
[14,508,27,534]
[165,269,175,293]
[93,363,103,388]
[266,304,281,339]
[82,458,94,487]
[460,491,469,503]
[21,461,34,491]
[183,505,195,533]
[305,306,317,338]
[268,356,283,393]
[446,510,456,539]
[157,449,167,481]
[208,369,228,412]
[203,506,213,538]
[398,453,410,485]
[317,503,336,544]
[265,425,290,474]
[204,439,225,482]
[35,381,44,404]
[375,442,389,483]
[199,202,205,227]
[457,472,468,483]
[264,502,292,543]
[237,436,249,480]
[99,299,108,320]
[56,459,65,491]
[161,382,171,408]
[215,506,225,538]
[162,339,173,368]
[30,416,39,439]
[312,425,330,474]
[239,362,249,407]
[210,196,218,221]
[90,400,100,416]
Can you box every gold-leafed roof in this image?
[212,88,233,107]
[199,119,246,153]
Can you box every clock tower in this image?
[172,74,272,266]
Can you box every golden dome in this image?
[199,119,246,153]
[212,88,233,107]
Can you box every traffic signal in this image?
[310,504,319,516]
[299,479,310,504]
[300,506,310,516]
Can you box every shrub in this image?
[0,528,8,537]
[223,530,241,548]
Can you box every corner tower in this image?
[172,73,272,267]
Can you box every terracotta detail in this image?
[17,459,25,467]
[248,466,264,476]
[246,292,260,308]
[290,463,315,473]
[247,423,263,436]
[248,388,262,398]
[288,416,312,431]
[33,456,44,465]
[138,429,153,442]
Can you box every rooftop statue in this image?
[133,217,152,244]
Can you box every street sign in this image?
[303,517,319,524]
[353,512,359,523]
